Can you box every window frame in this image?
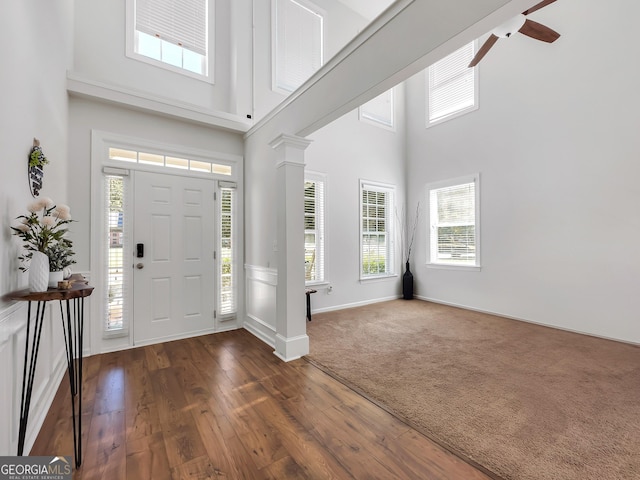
[359,88,395,131]
[103,170,132,339]
[218,181,238,319]
[125,0,214,83]
[426,174,481,270]
[272,0,325,94]
[359,179,396,281]
[304,171,327,286]
[426,40,478,127]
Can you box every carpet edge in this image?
[303,354,505,480]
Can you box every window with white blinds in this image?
[104,173,130,337]
[360,180,395,279]
[128,0,209,77]
[360,89,394,129]
[274,0,324,92]
[305,173,325,284]
[427,41,478,126]
[428,175,480,267]
[219,183,237,316]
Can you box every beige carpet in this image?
[306,300,640,480]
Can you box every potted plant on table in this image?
[11,197,76,291]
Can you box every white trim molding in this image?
[67,72,251,133]
[244,265,278,347]
[274,333,310,362]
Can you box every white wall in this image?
[252,0,369,121]
[0,0,74,455]
[406,0,640,343]
[72,0,252,117]
[305,89,407,311]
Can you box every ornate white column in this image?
[269,134,312,361]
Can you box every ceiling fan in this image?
[468,0,560,67]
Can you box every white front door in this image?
[133,171,215,345]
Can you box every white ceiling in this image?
[338,0,396,20]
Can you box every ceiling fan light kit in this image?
[492,14,526,38]
[468,0,560,68]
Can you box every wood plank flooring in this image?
[31,329,492,479]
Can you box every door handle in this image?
[136,263,144,269]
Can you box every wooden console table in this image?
[6,275,93,468]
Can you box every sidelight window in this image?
[104,173,130,336]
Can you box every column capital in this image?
[269,133,312,152]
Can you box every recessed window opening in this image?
[427,41,478,126]
[427,174,481,268]
[274,0,324,92]
[128,0,210,78]
[360,89,394,129]
[360,180,395,279]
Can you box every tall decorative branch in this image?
[396,202,420,265]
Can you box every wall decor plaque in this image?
[28,138,48,197]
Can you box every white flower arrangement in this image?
[11,197,76,272]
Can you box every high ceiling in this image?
[338,0,396,20]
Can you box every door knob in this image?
[136,263,144,269]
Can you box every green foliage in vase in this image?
[46,241,76,272]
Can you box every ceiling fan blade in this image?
[518,19,560,43]
[468,34,499,67]
[522,0,557,15]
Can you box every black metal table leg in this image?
[305,288,317,322]
[17,301,47,456]
[60,297,84,468]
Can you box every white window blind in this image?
[305,174,325,283]
[275,0,324,92]
[428,175,479,266]
[136,0,207,55]
[104,173,130,336]
[360,89,394,128]
[428,41,477,125]
[219,183,237,316]
[360,181,395,278]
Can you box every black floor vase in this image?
[403,261,414,300]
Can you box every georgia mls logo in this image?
[0,455,72,480]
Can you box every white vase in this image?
[29,251,50,292]
[48,270,64,288]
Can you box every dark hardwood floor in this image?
[31,329,491,479]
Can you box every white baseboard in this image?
[313,295,401,315]
[274,333,309,362]
[132,327,217,349]
[243,317,275,348]
[214,323,240,334]
[417,295,640,347]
